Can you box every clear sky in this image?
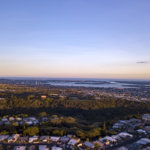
[0,0,150,79]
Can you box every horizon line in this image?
[0,76,150,81]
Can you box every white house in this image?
[29,136,38,143]
[136,129,147,135]
[68,138,80,146]
[50,136,60,142]
[118,132,133,139]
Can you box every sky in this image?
[0,0,150,79]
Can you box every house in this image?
[40,136,50,142]
[9,117,15,121]
[33,120,39,125]
[118,132,133,139]
[67,134,73,138]
[29,136,38,143]
[142,114,150,121]
[41,95,47,100]
[16,117,22,121]
[25,121,33,125]
[119,120,128,124]
[103,136,117,143]
[23,117,37,122]
[99,137,110,146]
[8,134,20,143]
[59,136,70,143]
[51,147,62,150]
[136,138,150,146]
[128,118,141,124]
[1,118,8,122]
[39,145,49,150]
[18,136,28,143]
[144,126,150,133]
[113,123,124,129]
[0,135,9,141]
[111,135,121,142]
[50,136,60,142]
[23,117,39,125]
[14,146,26,150]
[77,143,83,147]
[105,140,110,146]
[68,138,80,146]
[84,141,95,148]
[136,129,147,135]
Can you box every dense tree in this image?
[23,127,39,136]
[39,112,47,117]
[0,83,150,139]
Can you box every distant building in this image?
[41,95,47,100]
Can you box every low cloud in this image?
[136,61,149,64]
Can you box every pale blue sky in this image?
[0,0,150,79]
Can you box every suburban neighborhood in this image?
[1,114,150,149]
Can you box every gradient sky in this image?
[0,0,150,79]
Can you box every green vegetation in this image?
[23,127,39,136]
[0,84,150,140]
[39,112,47,117]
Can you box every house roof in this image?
[84,141,94,148]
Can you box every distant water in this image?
[48,80,137,88]
[1,77,150,89]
